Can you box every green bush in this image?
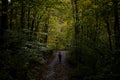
[68,42,114,80]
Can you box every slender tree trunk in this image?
[29,10,37,40]
[94,0,98,44]
[43,7,49,44]
[71,0,81,62]
[72,0,79,45]
[1,0,8,32]
[0,0,8,47]
[27,0,31,40]
[105,16,112,51]
[28,0,30,29]
[73,0,79,39]
[21,0,25,29]
[43,20,49,44]
[31,19,34,32]
[10,0,14,29]
[113,0,120,49]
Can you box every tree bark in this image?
[105,16,112,51]
[73,0,79,39]
[1,0,8,32]
[71,0,81,63]
[113,0,120,49]
[28,0,30,29]
[43,7,49,44]
[0,0,8,47]
[43,20,49,44]
[21,0,25,29]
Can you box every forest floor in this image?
[40,51,69,80]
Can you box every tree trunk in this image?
[21,0,25,29]
[94,0,99,45]
[10,0,13,29]
[105,16,112,51]
[43,7,49,44]
[71,0,81,63]
[1,0,8,32]
[43,20,49,44]
[113,0,120,49]
[0,0,8,47]
[28,0,30,29]
[73,0,79,39]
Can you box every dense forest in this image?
[0,0,120,80]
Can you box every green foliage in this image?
[0,29,49,80]
[68,0,120,79]
[1,0,66,79]
[68,42,113,80]
[1,0,120,80]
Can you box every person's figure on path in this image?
[58,51,62,63]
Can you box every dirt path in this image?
[41,51,69,80]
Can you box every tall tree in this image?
[0,0,8,47]
[72,0,79,42]
[113,0,120,49]
[20,0,25,29]
[43,7,49,44]
[105,16,113,51]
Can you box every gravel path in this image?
[41,51,69,80]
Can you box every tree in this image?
[0,0,8,47]
[113,0,120,49]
